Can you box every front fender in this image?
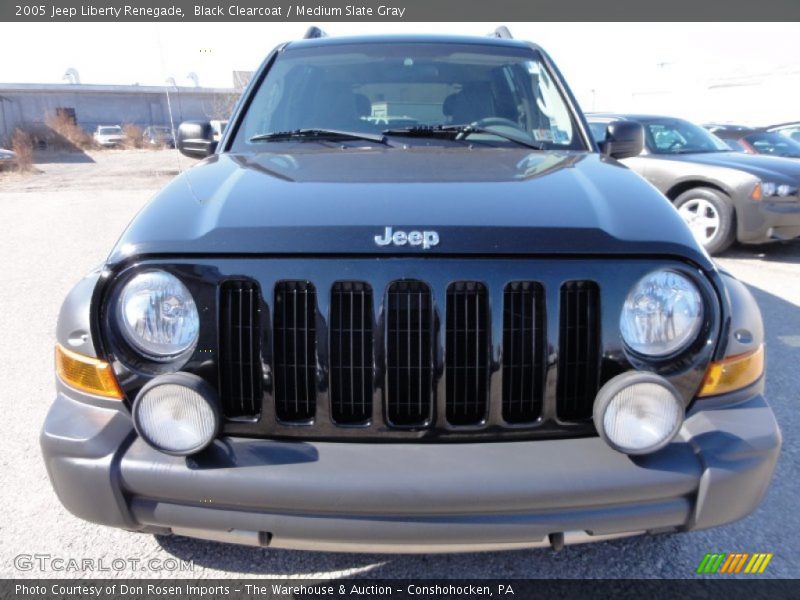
[717,271,764,359]
[56,267,103,358]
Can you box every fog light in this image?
[593,372,683,455]
[132,373,220,456]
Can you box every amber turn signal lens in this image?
[698,345,764,397]
[55,344,123,399]
[750,183,763,201]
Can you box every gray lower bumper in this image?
[41,385,781,553]
[738,198,800,243]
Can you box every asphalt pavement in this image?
[0,151,797,579]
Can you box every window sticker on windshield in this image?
[533,129,553,142]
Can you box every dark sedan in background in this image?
[142,126,175,148]
[713,128,800,159]
[589,114,800,254]
[767,122,800,143]
[703,123,752,135]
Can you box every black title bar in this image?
[3,0,800,22]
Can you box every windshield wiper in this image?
[250,128,388,145]
[383,124,545,150]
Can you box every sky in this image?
[0,22,797,125]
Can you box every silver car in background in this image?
[0,148,15,170]
[93,125,124,148]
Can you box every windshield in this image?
[644,119,730,154]
[99,127,122,135]
[774,126,800,143]
[744,132,800,158]
[232,42,583,151]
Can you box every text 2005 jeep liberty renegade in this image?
[42,28,780,552]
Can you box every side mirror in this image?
[600,121,644,160]
[176,121,217,159]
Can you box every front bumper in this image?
[41,382,780,553]
[738,197,800,243]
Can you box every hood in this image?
[660,151,800,183]
[108,147,711,268]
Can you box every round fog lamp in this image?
[133,373,220,456]
[593,372,683,455]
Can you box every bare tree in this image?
[204,92,241,121]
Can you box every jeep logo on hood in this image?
[374,227,440,250]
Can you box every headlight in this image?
[594,372,683,455]
[620,270,703,357]
[116,270,199,361]
[758,181,798,198]
[133,373,220,456]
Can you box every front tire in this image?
[674,188,736,255]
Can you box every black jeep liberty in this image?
[41,29,780,552]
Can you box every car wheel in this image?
[674,188,735,255]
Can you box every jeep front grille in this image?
[219,277,599,432]
[273,281,317,422]
[218,280,263,418]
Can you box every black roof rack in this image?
[490,26,513,39]
[303,26,328,39]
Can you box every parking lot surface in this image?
[1,150,797,578]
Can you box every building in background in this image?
[0,82,239,144]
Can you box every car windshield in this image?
[99,127,122,135]
[233,42,583,151]
[644,119,730,154]
[774,127,800,143]
[744,132,800,158]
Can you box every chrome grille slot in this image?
[446,282,489,426]
[386,281,433,427]
[557,281,601,421]
[273,281,317,422]
[502,282,546,424]
[329,282,374,425]
[218,280,263,418]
